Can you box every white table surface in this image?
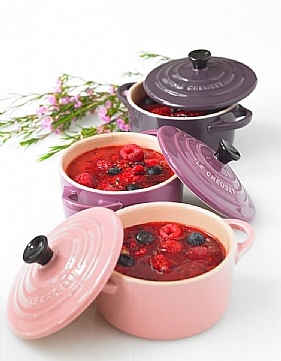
[1,1,281,360]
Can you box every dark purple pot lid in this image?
[157,126,255,222]
[144,49,257,110]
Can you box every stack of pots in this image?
[117,49,257,151]
[7,50,257,342]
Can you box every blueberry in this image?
[107,166,122,175]
[126,184,140,191]
[117,254,135,267]
[146,165,163,175]
[142,96,157,106]
[135,230,154,244]
[186,232,205,246]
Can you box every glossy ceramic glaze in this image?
[97,202,255,340]
[117,81,253,151]
[59,132,183,217]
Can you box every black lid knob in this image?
[188,49,211,70]
[23,235,54,266]
[214,139,241,164]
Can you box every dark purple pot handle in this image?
[62,186,124,213]
[208,104,252,134]
[116,82,135,107]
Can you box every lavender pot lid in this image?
[144,49,257,110]
[157,126,255,221]
[7,207,124,339]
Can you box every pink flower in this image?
[41,115,53,131]
[116,118,129,131]
[86,88,93,95]
[108,85,115,94]
[102,115,111,123]
[36,105,48,117]
[47,94,57,105]
[105,100,112,109]
[59,96,71,104]
[53,78,62,93]
[98,106,107,116]
[74,100,82,108]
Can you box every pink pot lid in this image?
[144,49,257,110]
[157,126,255,222]
[7,207,124,339]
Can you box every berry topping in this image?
[132,164,145,175]
[135,230,154,244]
[117,254,135,267]
[120,144,144,162]
[74,173,97,188]
[107,166,122,175]
[159,239,183,253]
[187,246,209,260]
[146,165,163,175]
[96,159,111,170]
[126,184,140,191]
[186,232,205,246]
[159,223,182,239]
[141,96,158,106]
[150,254,172,273]
[134,247,147,256]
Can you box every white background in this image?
[0,0,281,360]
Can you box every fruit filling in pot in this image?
[139,96,214,117]
[66,144,174,191]
[115,221,226,281]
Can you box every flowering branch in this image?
[0,51,171,161]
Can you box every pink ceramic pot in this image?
[59,132,183,217]
[97,202,255,340]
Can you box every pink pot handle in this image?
[225,219,255,264]
[208,104,252,134]
[62,186,124,213]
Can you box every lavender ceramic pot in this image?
[117,81,253,151]
[59,132,183,218]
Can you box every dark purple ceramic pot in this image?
[59,132,183,218]
[117,50,257,150]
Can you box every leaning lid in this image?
[144,49,257,110]
[7,207,124,339]
[157,126,255,221]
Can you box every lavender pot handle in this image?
[116,82,135,107]
[62,186,124,213]
[225,219,255,264]
[208,105,252,134]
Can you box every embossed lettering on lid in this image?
[157,126,255,221]
[144,49,257,110]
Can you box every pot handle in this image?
[141,129,158,136]
[225,219,255,264]
[62,186,124,213]
[116,82,135,107]
[102,279,119,294]
[208,104,252,134]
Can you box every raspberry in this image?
[150,254,172,273]
[188,246,209,260]
[74,173,97,188]
[148,105,172,116]
[132,164,145,175]
[144,159,158,167]
[96,159,111,170]
[134,247,147,256]
[159,239,183,253]
[120,144,144,162]
[159,223,182,239]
